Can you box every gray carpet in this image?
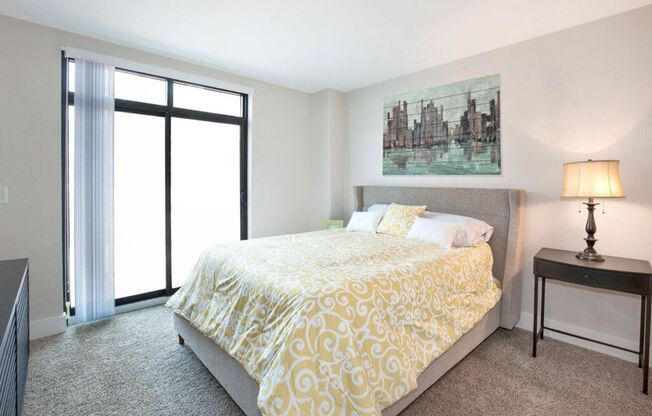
[25,306,652,415]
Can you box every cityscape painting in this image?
[383,74,501,175]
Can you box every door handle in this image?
[240,190,247,205]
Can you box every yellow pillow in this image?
[376,203,427,237]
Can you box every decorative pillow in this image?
[422,211,494,247]
[376,203,427,237]
[367,204,390,217]
[406,217,461,249]
[346,211,384,233]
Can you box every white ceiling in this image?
[1,0,650,92]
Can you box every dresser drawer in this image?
[0,315,17,416]
[535,258,648,294]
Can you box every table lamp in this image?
[560,159,625,262]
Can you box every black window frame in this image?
[61,52,249,312]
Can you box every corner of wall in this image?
[309,89,348,228]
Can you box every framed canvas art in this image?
[383,74,501,175]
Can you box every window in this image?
[173,82,242,116]
[171,119,241,287]
[114,70,167,105]
[62,56,248,311]
[113,112,166,298]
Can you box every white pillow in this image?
[367,204,390,217]
[346,211,384,233]
[422,211,494,247]
[407,217,461,249]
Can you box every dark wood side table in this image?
[533,248,652,394]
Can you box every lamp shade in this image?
[561,159,625,198]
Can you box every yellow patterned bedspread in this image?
[166,229,501,416]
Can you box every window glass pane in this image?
[115,70,167,105]
[173,82,242,116]
[114,112,166,298]
[68,106,75,306]
[68,61,75,93]
[171,118,241,287]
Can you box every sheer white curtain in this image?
[73,59,115,323]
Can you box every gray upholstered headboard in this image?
[353,186,525,329]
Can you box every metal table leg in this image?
[533,275,538,358]
[640,295,645,369]
[540,277,545,340]
[644,295,650,394]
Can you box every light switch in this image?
[0,186,8,204]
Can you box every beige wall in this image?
[329,90,347,222]
[0,15,314,336]
[309,90,331,230]
[344,6,652,360]
[309,89,348,230]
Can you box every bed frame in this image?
[174,186,525,416]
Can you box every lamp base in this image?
[576,198,606,262]
[576,251,605,262]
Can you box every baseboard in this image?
[515,312,648,367]
[30,313,67,340]
[115,296,168,314]
[67,296,169,325]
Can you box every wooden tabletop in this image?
[535,248,652,276]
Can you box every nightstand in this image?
[323,220,344,230]
[532,248,652,394]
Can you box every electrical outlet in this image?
[0,186,8,204]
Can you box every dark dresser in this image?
[0,259,29,416]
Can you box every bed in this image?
[168,186,524,416]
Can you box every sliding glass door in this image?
[63,57,248,312]
[114,112,166,299]
[171,119,241,287]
